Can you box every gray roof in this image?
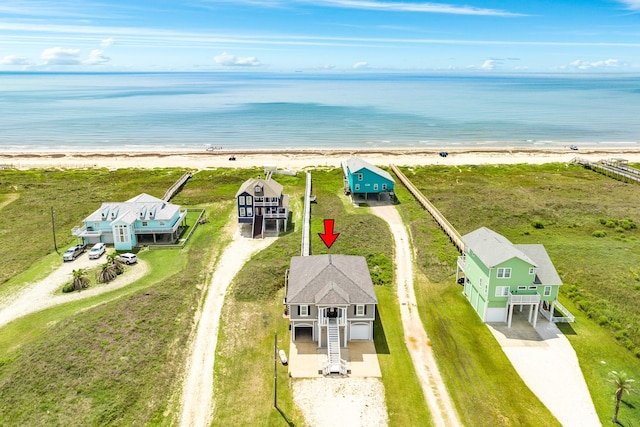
[462,227,537,268]
[345,158,395,183]
[516,244,563,286]
[85,193,181,224]
[286,254,378,305]
[235,175,284,198]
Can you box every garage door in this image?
[485,307,507,323]
[350,323,370,340]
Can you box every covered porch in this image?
[507,291,541,328]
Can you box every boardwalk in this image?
[573,157,640,183]
[163,172,192,201]
[390,165,464,252]
[301,172,312,256]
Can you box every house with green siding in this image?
[342,158,395,200]
[456,227,573,327]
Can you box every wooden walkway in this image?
[573,157,640,183]
[301,172,312,256]
[162,172,192,201]
[390,165,464,253]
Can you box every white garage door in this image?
[350,323,370,340]
[485,307,507,323]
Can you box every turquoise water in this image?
[1,72,639,151]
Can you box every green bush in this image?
[62,283,75,293]
[592,230,607,238]
[531,219,544,229]
[598,315,609,326]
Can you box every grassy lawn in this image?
[397,163,640,425]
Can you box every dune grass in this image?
[397,162,640,425]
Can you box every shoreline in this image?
[2,147,640,170]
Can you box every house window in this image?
[299,305,309,317]
[495,286,509,297]
[247,207,253,216]
[355,304,366,316]
[544,286,552,296]
[159,221,165,226]
[115,225,129,243]
[355,184,360,191]
[246,196,252,204]
[497,268,512,278]
[382,184,387,190]
[239,195,245,205]
[142,221,148,226]
[529,267,535,275]
[528,286,537,291]
[357,173,363,181]
[239,208,246,217]
[373,184,379,191]
[517,286,527,291]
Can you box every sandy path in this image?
[369,203,462,427]
[178,232,276,427]
[0,252,147,328]
[489,319,601,427]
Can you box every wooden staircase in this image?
[252,215,263,239]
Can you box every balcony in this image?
[457,255,466,272]
[71,226,103,237]
[508,291,540,305]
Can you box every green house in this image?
[342,158,395,200]
[456,227,573,327]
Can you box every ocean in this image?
[1,72,639,151]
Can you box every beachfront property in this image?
[236,174,289,238]
[285,254,378,375]
[342,157,395,200]
[456,227,573,327]
[72,193,187,251]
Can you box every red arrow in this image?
[318,219,340,249]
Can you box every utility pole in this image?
[273,331,278,409]
[51,206,58,253]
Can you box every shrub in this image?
[592,230,607,238]
[531,219,544,229]
[62,283,75,293]
[598,217,607,225]
[598,315,609,326]
[620,218,637,230]
[605,220,616,228]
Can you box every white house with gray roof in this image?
[236,174,289,238]
[72,193,187,251]
[456,227,573,327]
[285,254,378,374]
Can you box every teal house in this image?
[342,158,395,200]
[72,193,187,251]
[456,227,573,327]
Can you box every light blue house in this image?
[342,158,395,200]
[456,227,573,327]
[72,193,187,250]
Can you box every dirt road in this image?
[178,232,275,427]
[370,203,462,427]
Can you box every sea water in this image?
[1,72,639,151]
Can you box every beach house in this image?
[236,174,289,238]
[285,254,378,375]
[342,157,395,200]
[72,193,187,251]
[456,227,573,327]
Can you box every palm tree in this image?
[107,252,125,275]
[96,262,118,283]
[608,370,635,423]
[72,268,90,291]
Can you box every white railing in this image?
[319,315,347,327]
[508,292,540,304]
[457,256,466,271]
[71,226,103,237]
[540,300,575,323]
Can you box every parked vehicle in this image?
[439,151,448,157]
[117,253,138,265]
[88,243,106,259]
[62,244,86,261]
[569,145,579,151]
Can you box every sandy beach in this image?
[2,147,640,170]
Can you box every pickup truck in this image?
[62,244,86,261]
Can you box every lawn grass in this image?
[396,163,640,425]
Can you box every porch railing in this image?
[540,300,575,323]
[508,292,540,305]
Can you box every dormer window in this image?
[254,185,263,194]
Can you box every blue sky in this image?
[1,0,640,72]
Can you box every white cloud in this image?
[314,0,523,16]
[84,49,110,65]
[213,51,261,66]
[41,47,81,65]
[617,1,640,11]
[352,61,368,69]
[480,59,496,70]
[1,55,31,65]
[101,37,116,48]
[569,58,622,70]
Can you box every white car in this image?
[118,253,137,265]
[88,243,106,259]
